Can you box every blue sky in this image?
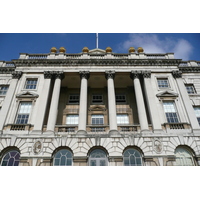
[0,33,200,61]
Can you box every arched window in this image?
[1,150,20,166]
[175,147,195,166]
[53,149,73,166]
[89,149,108,166]
[123,148,143,166]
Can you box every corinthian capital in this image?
[79,71,90,80]
[54,71,64,80]
[130,70,141,79]
[44,71,54,79]
[12,71,22,79]
[172,70,182,78]
[105,70,115,80]
[142,70,151,78]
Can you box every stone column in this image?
[105,70,118,133]
[46,71,64,133]
[0,71,22,132]
[130,71,149,132]
[33,71,53,133]
[172,71,200,133]
[142,71,163,132]
[77,71,90,135]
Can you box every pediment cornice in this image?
[156,91,179,98]
[16,91,39,99]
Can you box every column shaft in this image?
[131,71,149,131]
[33,72,52,132]
[46,72,63,132]
[78,71,89,132]
[143,71,162,132]
[0,72,22,131]
[173,71,200,131]
[105,71,117,131]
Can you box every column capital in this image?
[79,71,90,80]
[130,70,141,79]
[12,71,22,79]
[44,71,54,79]
[54,71,64,80]
[172,70,182,78]
[105,70,115,80]
[142,70,151,78]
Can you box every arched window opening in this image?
[1,150,20,166]
[89,149,108,166]
[175,147,195,166]
[53,149,73,166]
[123,148,143,166]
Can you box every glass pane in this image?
[123,149,142,166]
[90,160,96,166]
[53,149,72,166]
[60,156,66,166]
[1,150,20,166]
[100,160,106,166]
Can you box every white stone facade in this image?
[0,47,200,166]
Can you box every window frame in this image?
[0,85,9,96]
[123,148,143,166]
[24,78,38,90]
[194,107,200,126]
[116,94,126,103]
[1,149,20,166]
[66,114,79,125]
[117,114,129,125]
[68,94,80,104]
[163,101,180,123]
[15,101,32,124]
[157,78,170,89]
[91,114,104,125]
[92,94,103,104]
[185,84,196,94]
[53,148,73,166]
[88,149,108,166]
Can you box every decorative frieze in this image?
[79,71,90,80]
[12,71,22,79]
[105,70,115,80]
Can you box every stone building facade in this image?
[0,46,200,166]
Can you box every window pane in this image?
[117,114,129,124]
[91,115,104,125]
[89,149,108,166]
[123,149,142,166]
[175,147,194,166]
[66,115,79,124]
[0,85,9,95]
[25,79,37,89]
[1,150,20,166]
[157,78,169,88]
[163,102,179,123]
[185,84,195,94]
[53,149,72,166]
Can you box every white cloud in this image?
[117,34,193,60]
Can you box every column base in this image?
[77,130,87,136]
[108,130,121,137]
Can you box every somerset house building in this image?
[0,46,200,166]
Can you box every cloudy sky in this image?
[0,33,199,61]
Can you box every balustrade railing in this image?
[28,54,48,59]
[146,54,166,59]
[179,62,188,66]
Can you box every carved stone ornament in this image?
[172,70,182,79]
[153,138,163,154]
[79,71,90,80]
[44,71,54,79]
[105,70,115,80]
[130,70,141,79]
[54,71,64,80]
[33,140,43,154]
[142,70,151,78]
[12,71,22,79]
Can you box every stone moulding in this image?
[12,59,182,67]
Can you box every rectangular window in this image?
[163,102,179,123]
[157,78,169,88]
[0,85,9,95]
[16,102,32,124]
[68,95,79,104]
[116,95,126,103]
[92,95,103,103]
[194,107,200,125]
[117,114,129,124]
[66,115,79,124]
[91,115,104,125]
[185,84,196,94]
[24,79,37,89]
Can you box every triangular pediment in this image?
[156,91,179,98]
[16,91,39,98]
[88,105,106,111]
[89,48,106,54]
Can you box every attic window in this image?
[157,78,169,89]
